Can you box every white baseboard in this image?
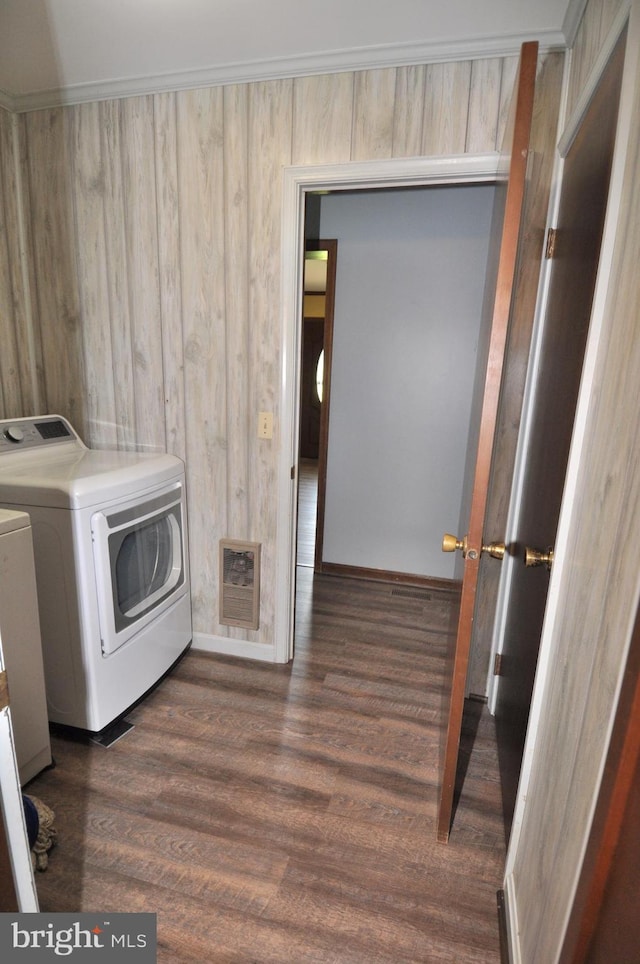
[191,632,276,663]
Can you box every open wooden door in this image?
[437,42,538,843]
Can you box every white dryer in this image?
[0,415,192,735]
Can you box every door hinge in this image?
[0,670,9,710]
[545,227,557,259]
[493,653,503,676]
[290,465,295,480]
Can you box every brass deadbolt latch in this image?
[525,546,554,570]
[483,541,506,561]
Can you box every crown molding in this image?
[2,29,566,113]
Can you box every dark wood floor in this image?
[27,466,505,962]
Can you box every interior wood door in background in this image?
[302,240,337,574]
[299,318,324,460]
[437,42,538,843]
[494,29,625,842]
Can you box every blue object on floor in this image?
[22,794,39,849]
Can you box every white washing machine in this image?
[0,415,192,735]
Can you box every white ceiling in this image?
[0,0,578,111]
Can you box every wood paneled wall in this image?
[0,108,44,418]
[2,56,526,648]
[567,0,626,116]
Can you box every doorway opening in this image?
[288,173,500,664]
[276,155,502,664]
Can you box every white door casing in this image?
[275,153,501,663]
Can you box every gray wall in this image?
[320,184,495,579]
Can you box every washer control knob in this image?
[5,426,25,443]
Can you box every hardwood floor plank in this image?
[27,473,505,961]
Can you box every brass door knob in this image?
[442,534,505,561]
[442,533,468,555]
[525,546,554,569]
[482,541,506,560]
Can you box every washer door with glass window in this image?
[92,481,187,655]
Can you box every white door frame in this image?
[500,2,636,958]
[0,636,39,911]
[488,0,633,718]
[274,153,501,663]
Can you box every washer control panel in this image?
[0,416,80,455]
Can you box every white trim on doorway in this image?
[274,152,501,663]
[487,2,633,716]
[487,1,634,720]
